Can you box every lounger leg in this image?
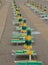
[14,55,17,63]
[17,43,18,46]
[29,55,31,60]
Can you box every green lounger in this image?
[12,50,37,61]
[11,32,34,43]
[16,26,34,31]
[40,13,48,18]
[12,35,25,38]
[27,3,41,14]
[15,50,36,56]
[10,39,34,43]
[18,61,42,65]
[28,3,45,15]
[27,61,42,65]
[10,39,25,43]
[12,32,25,37]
